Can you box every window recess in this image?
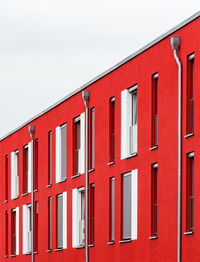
[11,207,19,256]
[48,131,52,186]
[11,150,19,199]
[73,113,85,176]
[72,187,85,247]
[150,163,158,239]
[151,74,158,148]
[23,204,32,254]
[5,155,8,201]
[109,97,115,164]
[109,177,115,242]
[23,143,32,195]
[89,184,95,245]
[121,85,137,159]
[89,108,95,170]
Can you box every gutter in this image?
[171,37,182,262]
[82,91,90,262]
[29,125,35,262]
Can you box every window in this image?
[11,150,19,199]
[121,85,137,159]
[34,201,38,252]
[186,152,194,233]
[11,207,19,256]
[34,139,38,190]
[56,124,67,183]
[109,177,115,242]
[109,97,115,163]
[90,184,95,245]
[73,113,85,175]
[72,187,85,247]
[23,143,31,194]
[5,155,8,201]
[56,192,67,249]
[186,53,194,135]
[48,131,52,186]
[5,211,8,257]
[121,170,138,241]
[90,108,95,170]
[150,163,158,238]
[48,197,52,251]
[23,204,31,254]
[151,74,158,147]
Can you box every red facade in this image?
[1,12,200,262]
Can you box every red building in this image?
[0,11,200,262]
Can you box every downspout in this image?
[29,125,35,262]
[82,91,90,262]
[171,37,182,262]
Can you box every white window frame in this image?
[11,207,19,255]
[11,150,19,199]
[23,204,32,254]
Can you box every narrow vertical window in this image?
[109,97,115,163]
[90,184,95,245]
[23,204,31,254]
[122,173,131,240]
[186,152,194,233]
[34,201,38,252]
[109,177,115,242]
[48,131,52,186]
[11,209,16,255]
[27,205,32,253]
[187,53,194,135]
[5,210,8,257]
[57,194,63,249]
[90,108,95,170]
[151,73,158,147]
[34,139,38,190]
[5,155,8,201]
[23,145,29,194]
[11,150,19,199]
[74,116,81,175]
[48,197,52,251]
[150,163,158,238]
[61,124,67,180]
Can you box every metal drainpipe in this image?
[29,125,35,262]
[171,37,182,262]
[82,91,90,262]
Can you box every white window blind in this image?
[28,142,32,193]
[15,207,19,255]
[80,112,85,174]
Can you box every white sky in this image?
[0,0,199,137]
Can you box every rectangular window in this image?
[121,85,137,159]
[121,170,138,241]
[34,201,38,252]
[5,210,8,257]
[34,139,38,190]
[186,152,194,233]
[72,187,85,247]
[11,207,19,255]
[152,73,158,147]
[74,116,81,175]
[56,124,67,183]
[109,97,115,163]
[23,145,29,194]
[23,204,31,254]
[11,150,19,199]
[90,108,95,170]
[48,131,52,186]
[90,184,95,245]
[109,177,115,242]
[187,53,194,134]
[5,155,8,201]
[56,192,67,249]
[151,163,158,238]
[48,197,52,251]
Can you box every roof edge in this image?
[1,10,200,141]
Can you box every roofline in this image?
[1,10,200,141]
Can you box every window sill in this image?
[46,184,52,188]
[89,168,95,173]
[149,235,158,240]
[58,178,67,183]
[24,252,31,255]
[184,133,194,138]
[34,189,38,192]
[149,145,158,151]
[4,200,8,203]
[184,231,193,235]
[119,239,132,244]
[55,248,63,252]
[4,255,8,258]
[34,251,38,254]
[10,254,16,257]
[75,245,84,249]
[71,173,81,179]
[107,241,115,245]
[12,196,19,200]
[108,161,115,166]
[47,249,52,253]
[125,153,137,159]
[88,244,94,247]
[22,193,29,197]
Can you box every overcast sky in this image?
[0,0,199,138]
